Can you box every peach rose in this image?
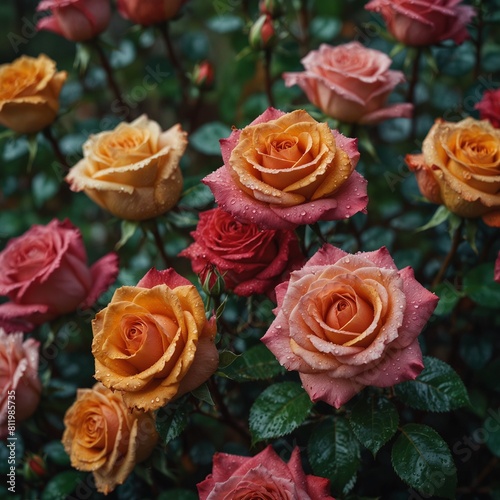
[198,445,334,500]
[283,42,412,124]
[0,54,67,134]
[62,383,158,494]
[406,118,500,227]
[203,108,367,230]
[92,268,218,411]
[66,115,187,221]
[36,0,111,42]
[117,0,186,26]
[261,244,438,408]
[0,329,41,439]
[365,0,475,46]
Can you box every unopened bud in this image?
[200,264,226,297]
[24,454,47,481]
[192,60,215,90]
[249,14,276,50]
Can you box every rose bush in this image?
[180,207,304,297]
[36,0,111,42]
[197,445,334,500]
[283,42,412,124]
[475,89,500,128]
[0,54,67,134]
[0,329,41,439]
[117,0,186,26]
[91,268,218,411]
[365,0,475,46]
[261,244,438,408]
[66,115,187,221]
[0,219,118,332]
[203,107,367,229]
[62,383,158,494]
[406,117,500,226]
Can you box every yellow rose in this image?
[66,115,187,221]
[406,118,500,226]
[0,54,67,134]
[62,383,158,495]
[91,268,219,411]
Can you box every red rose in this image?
[117,0,186,26]
[180,208,304,297]
[0,219,119,332]
[37,0,111,42]
[261,244,438,408]
[475,89,500,128]
[197,445,334,500]
[365,0,475,47]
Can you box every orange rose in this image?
[91,269,218,411]
[62,383,158,494]
[0,54,67,134]
[66,115,187,221]
[406,118,500,226]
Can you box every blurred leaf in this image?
[464,219,478,253]
[308,416,360,495]
[115,220,139,250]
[463,263,500,308]
[219,343,285,381]
[249,382,312,443]
[189,122,232,156]
[157,489,198,500]
[310,17,342,42]
[74,42,92,74]
[206,15,244,33]
[391,424,456,499]
[32,173,59,208]
[42,441,70,466]
[164,210,199,228]
[432,282,463,316]
[459,333,493,370]
[485,413,500,458]
[395,356,469,412]
[348,394,399,456]
[41,470,85,500]
[416,206,451,232]
[180,182,214,209]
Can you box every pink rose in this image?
[0,219,119,332]
[117,0,186,26]
[475,89,500,128]
[180,208,305,298]
[0,329,41,439]
[203,108,368,230]
[495,253,500,283]
[261,244,438,408]
[365,0,475,47]
[37,0,111,42]
[283,42,412,124]
[197,445,334,500]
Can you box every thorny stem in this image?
[43,126,70,171]
[432,222,463,288]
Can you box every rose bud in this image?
[24,454,47,481]
[192,60,215,90]
[117,0,187,26]
[249,14,276,50]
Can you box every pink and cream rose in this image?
[0,219,119,333]
[365,0,475,47]
[117,0,186,26]
[261,244,438,408]
[0,329,41,439]
[197,445,334,500]
[283,42,412,124]
[180,208,304,298]
[203,107,367,230]
[37,0,111,42]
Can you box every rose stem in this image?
[149,221,172,268]
[207,379,252,444]
[298,0,311,56]
[264,47,276,108]
[158,22,190,117]
[406,47,422,139]
[432,221,463,288]
[43,126,70,171]
[92,40,130,117]
[473,0,484,80]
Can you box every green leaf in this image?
[156,399,192,445]
[189,121,232,156]
[41,470,85,500]
[463,263,500,308]
[206,15,244,33]
[42,441,70,466]
[164,210,199,228]
[32,172,59,208]
[485,411,500,458]
[218,350,239,370]
[395,356,469,412]
[464,219,478,253]
[115,220,139,250]
[249,382,312,443]
[391,424,457,499]
[191,382,215,406]
[432,282,463,316]
[308,416,360,495]
[416,205,451,232]
[219,343,285,381]
[157,490,198,500]
[348,394,399,456]
[180,182,214,209]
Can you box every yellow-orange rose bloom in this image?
[92,268,219,411]
[0,54,67,134]
[62,383,158,495]
[406,118,500,226]
[66,115,187,221]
